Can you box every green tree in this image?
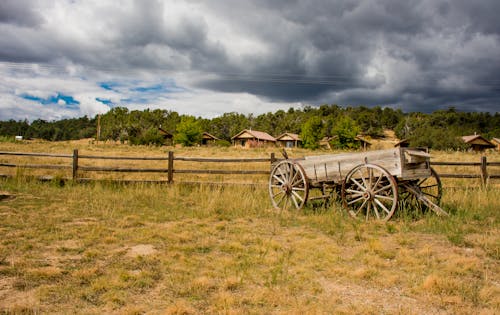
[330,115,361,149]
[300,116,323,149]
[174,116,203,146]
[100,107,129,141]
[208,112,249,140]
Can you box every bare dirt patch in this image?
[126,244,158,258]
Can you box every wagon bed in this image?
[269,147,446,221]
[299,147,431,184]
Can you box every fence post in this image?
[72,149,79,180]
[270,153,276,173]
[168,151,174,183]
[481,155,488,186]
[270,153,276,164]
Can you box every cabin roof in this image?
[276,133,301,141]
[202,132,219,140]
[461,135,495,147]
[231,129,276,142]
[158,127,173,138]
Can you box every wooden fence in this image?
[431,156,500,185]
[0,150,499,186]
[0,150,277,184]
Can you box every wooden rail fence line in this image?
[0,150,277,184]
[0,150,499,186]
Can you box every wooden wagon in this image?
[268,147,447,221]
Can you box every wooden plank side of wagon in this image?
[299,148,403,183]
[400,149,432,180]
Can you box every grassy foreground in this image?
[0,177,498,314]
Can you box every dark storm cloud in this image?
[0,0,44,27]
[0,0,499,116]
[193,0,500,112]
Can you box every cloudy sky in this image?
[1,0,499,121]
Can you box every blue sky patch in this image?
[120,97,151,104]
[131,84,165,93]
[96,97,113,105]
[21,93,80,107]
[99,81,120,91]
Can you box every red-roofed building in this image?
[231,129,276,148]
[461,134,495,152]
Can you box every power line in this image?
[2,61,500,89]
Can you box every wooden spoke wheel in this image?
[342,164,398,221]
[269,160,309,210]
[400,167,442,211]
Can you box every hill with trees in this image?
[1,105,499,150]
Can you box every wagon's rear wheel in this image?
[269,160,309,211]
[399,167,442,212]
[399,168,443,211]
[342,164,398,221]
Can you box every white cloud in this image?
[0,0,499,121]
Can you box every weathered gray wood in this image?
[481,156,488,186]
[439,174,481,178]
[300,148,403,182]
[72,149,78,180]
[431,161,481,166]
[79,155,168,160]
[175,157,271,162]
[0,163,71,169]
[0,151,72,158]
[298,148,436,182]
[174,169,269,175]
[401,182,448,216]
[403,149,430,164]
[79,166,169,172]
[168,151,174,183]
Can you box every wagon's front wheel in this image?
[269,160,309,211]
[342,164,398,221]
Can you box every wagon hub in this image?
[363,190,374,201]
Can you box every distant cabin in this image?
[231,129,276,148]
[201,132,219,146]
[491,138,500,151]
[276,133,302,148]
[158,127,174,145]
[461,134,495,152]
[355,136,372,150]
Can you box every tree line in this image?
[0,105,498,150]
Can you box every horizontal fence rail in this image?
[430,156,500,184]
[0,150,277,184]
[0,149,498,186]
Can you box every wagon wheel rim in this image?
[400,167,442,211]
[269,160,309,211]
[342,164,398,221]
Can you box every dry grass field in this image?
[0,140,499,314]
